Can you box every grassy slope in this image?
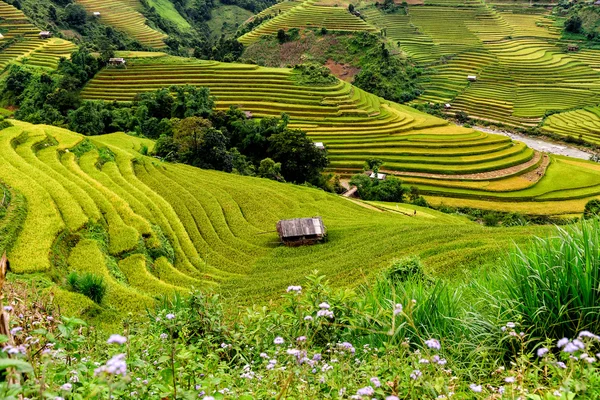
[147,0,191,30]
[207,3,253,40]
[0,121,548,325]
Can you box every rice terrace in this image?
[1,0,600,397]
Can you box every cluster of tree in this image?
[349,159,406,202]
[193,36,245,62]
[152,105,330,185]
[560,3,600,41]
[351,33,422,103]
[376,0,408,15]
[293,64,338,86]
[2,49,102,126]
[276,28,300,44]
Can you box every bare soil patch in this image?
[324,59,360,82]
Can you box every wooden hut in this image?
[93,11,101,17]
[365,170,386,180]
[276,217,326,246]
[444,103,452,109]
[567,44,579,52]
[467,75,477,82]
[39,31,52,39]
[314,142,325,150]
[108,57,126,66]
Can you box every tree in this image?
[258,158,284,181]
[277,29,287,44]
[64,4,87,27]
[364,158,384,174]
[4,65,33,98]
[565,15,582,33]
[173,117,212,158]
[68,101,106,135]
[348,3,355,12]
[584,199,600,219]
[268,128,329,183]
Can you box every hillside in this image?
[0,120,548,322]
[239,0,600,144]
[80,56,600,215]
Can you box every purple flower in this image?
[286,285,302,293]
[386,397,400,400]
[505,376,515,383]
[425,339,441,350]
[555,361,567,369]
[107,334,127,345]
[297,336,307,342]
[537,347,549,357]
[94,353,127,377]
[338,342,356,354]
[410,369,422,380]
[557,338,569,348]
[274,337,284,345]
[160,333,168,340]
[317,309,334,319]
[3,306,12,312]
[578,331,600,341]
[60,383,72,391]
[10,327,22,335]
[469,384,482,393]
[318,302,330,309]
[370,377,381,387]
[356,386,374,396]
[304,315,313,321]
[393,304,403,316]
[165,313,175,320]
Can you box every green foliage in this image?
[386,256,429,283]
[257,157,284,181]
[292,63,338,86]
[350,173,407,202]
[499,219,600,340]
[67,272,107,304]
[584,199,600,219]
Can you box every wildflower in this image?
[10,327,22,335]
[60,383,72,391]
[297,336,307,342]
[505,377,516,383]
[54,397,64,400]
[317,309,334,319]
[160,333,168,340]
[166,313,175,320]
[387,397,400,400]
[107,334,127,345]
[437,358,447,365]
[286,286,302,293]
[563,340,585,353]
[498,386,505,395]
[555,361,567,369]
[410,370,422,380]
[304,315,313,321]
[274,337,284,345]
[557,338,569,348]
[220,343,231,349]
[339,342,356,354]
[286,349,300,356]
[425,338,441,350]
[319,302,330,309]
[370,377,381,388]
[578,331,600,341]
[393,304,403,316]
[419,358,430,364]
[260,352,268,358]
[94,353,127,377]
[321,363,333,372]
[313,353,322,361]
[537,347,549,357]
[3,306,12,312]
[203,397,215,400]
[506,322,516,328]
[356,386,374,396]
[469,384,482,393]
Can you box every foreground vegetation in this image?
[2,218,600,398]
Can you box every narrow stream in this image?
[473,126,593,161]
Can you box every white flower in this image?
[274,337,284,345]
[424,338,441,350]
[537,347,549,357]
[505,376,516,383]
[60,383,72,391]
[370,377,381,388]
[10,327,22,335]
[286,286,302,293]
[317,309,334,319]
[106,334,127,345]
[410,369,422,380]
[557,338,569,348]
[166,313,175,320]
[356,386,374,396]
[386,397,400,400]
[304,315,313,321]
[94,353,127,376]
[393,304,403,316]
[318,302,330,309]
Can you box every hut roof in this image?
[109,57,126,63]
[39,31,51,35]
[467,75,477,81]
[277,217,325,239]
[314,142,325,149]
[369,172,386,180]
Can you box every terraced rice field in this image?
[543,107,600,144]
[0,120,550,320]
[0,1,77,69]
[237,0,377,45]
[348,1,600,136]
[81,57,600,215]
[76,0,167,48]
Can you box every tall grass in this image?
[500,218,600,340]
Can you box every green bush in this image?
[67,272,107,304]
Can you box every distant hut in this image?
[0,33,4,39]
[444,103,452,109]
[39,31,52,39]
[276,217,326,246]
[108,57,126,66]
[244,110,253,119]
[567,44,579,52]
[467,75,477,82]
[314,142,325,150]
[365,170,386,180]
[93,11,101,17]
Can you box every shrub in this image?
[386,256,429,283]
[67,272,107,304]
[584,199,600,219]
